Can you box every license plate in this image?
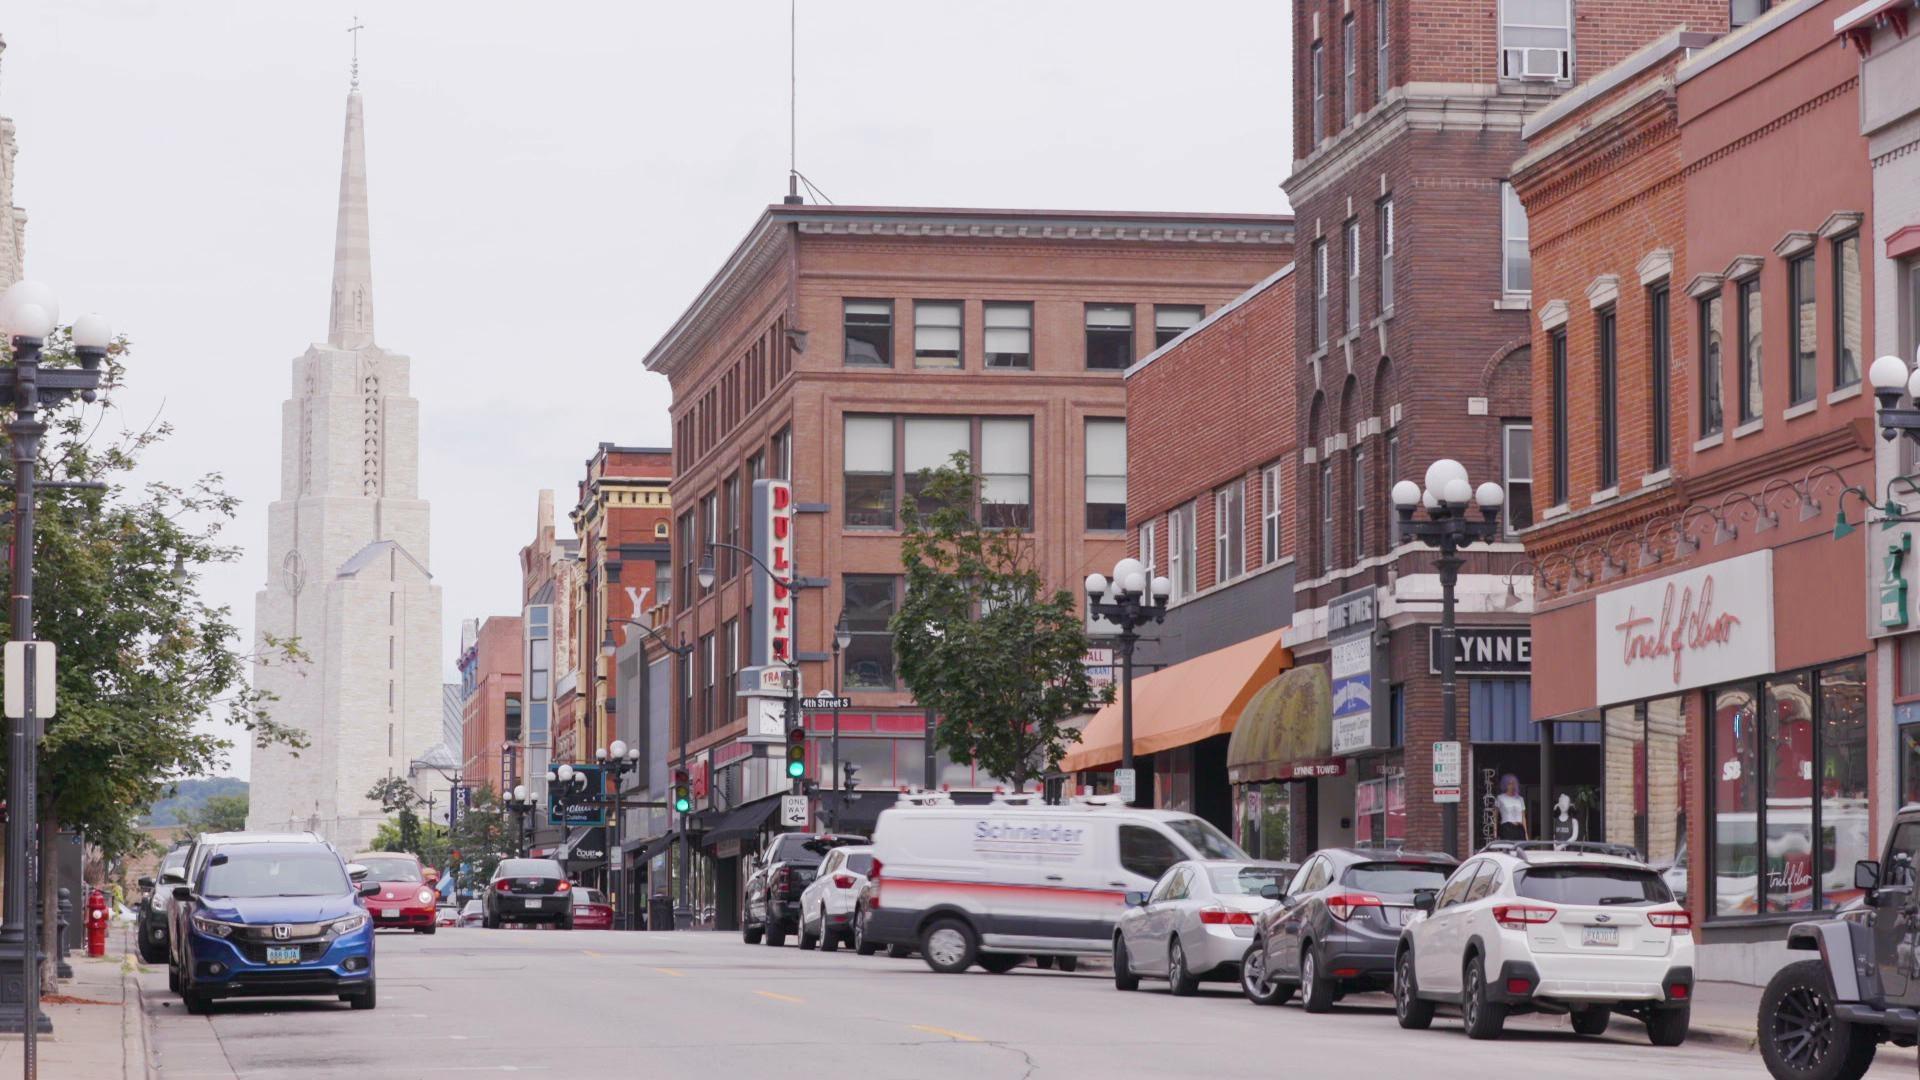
[1582,926,1619,947]
[523,898,543,909]
[380,908,399,919]
[265,946,301,965]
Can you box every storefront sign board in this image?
[1593,549,1773,702]
[1428,627,1532,676]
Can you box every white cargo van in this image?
[860,793,1247,973]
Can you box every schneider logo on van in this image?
[973,820,1087,862]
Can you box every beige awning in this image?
[1060,629,1291,773]
[1225,665,1335,784]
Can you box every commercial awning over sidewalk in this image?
[1226,664,1339,784]
[1060,629,1291,773]
[700,798,779,850]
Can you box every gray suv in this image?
[1242,846,1456,1010]
[1758,809,1920,1080]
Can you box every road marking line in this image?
[654,967,685,977]
[581,950,604,958]
[754,990,805,1004]
[911,1024,982,1043]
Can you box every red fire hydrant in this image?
[85,887,108,957]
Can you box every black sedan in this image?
[483,858,573,929]
[1242,846,1456,1010]
[135,848,189,964]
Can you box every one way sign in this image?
[801,695,852,710]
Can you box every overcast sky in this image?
[1,1,1292,779]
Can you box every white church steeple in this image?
[327,80,374,350]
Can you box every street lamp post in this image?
[509,785,541,857]
[1085,558,1172,804]
[594,740,642,929]
[1868,353,1920,443]
[827,611,850,830]
[1391,458,1505,858]
[1,283,110,1050]
[700,541,827,800]
[606,617,694,926]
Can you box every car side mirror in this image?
[1412,888,1437,914]
[160,870,185,885]
[1856,859,1882,892]
[137,876,155,890]
[171,886,192,902]
[359,882,381,898]
[1260,883,1281,901]
[1124,891,1149,908]
[346,863,369,882]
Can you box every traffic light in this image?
[841,762,860,792]
[785,725,807,779]
[672,771,691,815]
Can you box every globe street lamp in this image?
[509,784,542,857]
[1392,458,1504,857]
[1085,557,1172,803]
[1,282,111,1042]
[1867,353,1920,443]
[594,740,643,929]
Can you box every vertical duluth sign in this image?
[1427,627,1532,675]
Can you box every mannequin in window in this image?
[1496,774,1528,841]
[1550,792,1579,845]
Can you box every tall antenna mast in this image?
[785,0,803,204]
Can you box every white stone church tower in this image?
[248,76,443,853]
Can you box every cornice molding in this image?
[1538,299,1571,331]
[1586,274,1622,310]
[1287,84,1555,204]
[1638,248,1674,286]
[1686,272,1726,299]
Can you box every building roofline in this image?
[1523,28,1720,139]
[1678,0,1824,84]
[1125,261,1297,380]
[593,443,673,457]
[1833,0,1916,35]
[640,204,1295,379]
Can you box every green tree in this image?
[445,785,513,898]
[369,817,449,870]
[173,792,250,841]
[891,455,1110,792]
[366,775,424,853]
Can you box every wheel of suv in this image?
[764,921,786,947]
[1394,949,1434,1030]
[854,912,878,956]
[182,990,211,1016]
[742,917,763,945]
[799,918,818,951]
[978,953,1023,974]
[1299,943,1335,1013]
[1167,938,1199,996]
[348,982,377,1011]
[168,965,180,994]
[138,934,168,966]
[1461,955,1507,1040]
[1571,1006,1610,1036]
[1056,956,1078,973]
[1759,959,1874,1079]
[1242,942,1295,1006]
[1646,1005,1690,1047]
[920,917,978,974]
[1113,936,1140,991]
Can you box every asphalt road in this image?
[140,927,1909,1079]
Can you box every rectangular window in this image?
[843,575,899,691]
[1598,306,1618,489]
[699,493,717,594]
[721,618,738,725]
[1320,461,1335,572]
[1311,41,1325,145]
[1504,424,1534,534]
[1790,255,1816,406]
[904,416,970,514]
[1377,198,1395,314]
[1501,182,1531,294]
[1085,419,1127,531]
[1375,0,1390,99]
[1261,463,1284,564]
[723,473,742,579]
[1085,305,1135,370]
[699,633,715,734]
[1731,0,1774,28]
[1344,219,1361,333]
[1214,481,1245,584]
[1650,285,1671,471]
[1138,519,1157,579]
[843,415,896,528]
[773,426,792,481]
[984,302,1032,369]
[1351,446,1368,560]
[1739,276,1764,424]
[1313,240,1329,347]
[1342,16,1357,126]
[1168,501,1197,601]
[1499,0,1571,81]
[844,300,892,367]
[914,301,962,369]
[979,417,1032,530]
[1154,305,1203,348]
[1700,295,1725,436]
[1834,233,1862,389]
[1550,328,1568,505]
[676,510,694,602]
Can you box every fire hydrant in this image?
[85,887,108,958]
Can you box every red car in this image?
[570,887,613,930]
[351,852,439,933]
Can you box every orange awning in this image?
[1060,629,1292,773]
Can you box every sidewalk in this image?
[0,924,149,1078]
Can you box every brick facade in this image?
[458,615,524,797]
[570,444,673,761]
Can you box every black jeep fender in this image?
[1786,917,1868,1003]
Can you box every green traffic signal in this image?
[673,792,691,813]
[786,757,806,779]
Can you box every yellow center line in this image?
[911,1024,982,1043]
[581,950,604,958]
[654,967,685,977]
[755,990,806,1004]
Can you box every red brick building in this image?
[1278,0,1727,857]
[1518,1,1877,984]
[569,443,673,761]
[642,204,1291,925]
[1061,265,1301,851]
[457,615,524,798]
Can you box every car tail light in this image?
[774,867,790,892]
[1648,909,1691,934]
[1198,906,1255,926]
[1506,977,1534,995]
[1492,904,1556,929]
[494,879,513,892]
[1325,894,1384,922]
[556,880,571,893]
[1668,982,1690,1000]
[833,874,855,889]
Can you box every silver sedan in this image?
[1112,859,1296,995]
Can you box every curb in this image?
[118,929,155,1079]
[1682,1022,1758,1053]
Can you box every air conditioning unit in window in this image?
[1502,47,1570,81]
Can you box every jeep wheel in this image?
[1759,960,1874,1079]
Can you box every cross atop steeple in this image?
[347,15,365,91]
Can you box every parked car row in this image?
[745,792,1698,1054]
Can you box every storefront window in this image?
[1602,704,1642,856]
[1238,783,1292,862]
[1901,707,1920,807]
[1710,660,1868,919]
[1646,696,1686,869]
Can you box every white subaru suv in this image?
[1393,842,1693,1045]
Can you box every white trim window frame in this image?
[1261,463,1284,565]
[1214,481,1244,585]
[1501,182,1532,296]
[1345,218,1362,333]
[1502,423,1534,536]
[1139,519,1158,579]
[1499,0,1572,82]
[1169,501,1198,602]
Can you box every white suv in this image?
[1393,842,1694,1045]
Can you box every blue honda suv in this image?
[174,840,379,1013]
